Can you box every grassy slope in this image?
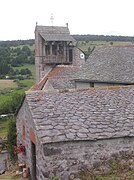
[0,64,35,138]
[77,41,133,52]
[0,78,35,107]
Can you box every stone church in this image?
[16,24,134,180]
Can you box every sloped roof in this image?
[31,65,79,91]
[36,26,70,34]
[26,86,134,144]
[77,46,134,83]
[40,33,75,42]
[36,25,75,42]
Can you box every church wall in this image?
[73,47,85,66]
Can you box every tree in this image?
[0,93,24,115]
[22,46,31,56]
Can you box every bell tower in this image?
[35,24,76,82]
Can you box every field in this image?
[0,78,35,107]
[0,80,17,90]
[0,118,9,138]
[77,41,134,52]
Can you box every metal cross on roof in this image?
[50,13,54,26]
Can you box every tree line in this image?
[0,39,34,47]
[72,34,134,42]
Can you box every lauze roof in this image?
[77,46,134,83]
[36,25,76,42]
[26,86,134,144]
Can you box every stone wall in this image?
[0,138,8,175]
[75,81,128,90]
[16,99,40,180]
[35,30,43,83]
[36,137,134,179]
[73,47,85,66]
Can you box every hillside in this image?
[0,42,35,116]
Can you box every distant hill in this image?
[72,34,134,42]
[0,34,134,47]
[0,39,34,47]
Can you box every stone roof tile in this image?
[77,46,134,83]
[26,86,134,144]
[36,25,76,42]
[36,26,70,34]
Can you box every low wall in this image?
[36,136,134,179]
[0,138,8,175]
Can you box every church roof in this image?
[26,86,134,144]
[40,33,75,42]
[36,25,75,41]
[76,46,134,83]
[36,25,70,34]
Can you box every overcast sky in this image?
[0,0,134,40]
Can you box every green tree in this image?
[22,46,31,56]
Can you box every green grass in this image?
[0,94,12,106]
[19,79,35,88]
[0,79,35,113]
[0,118,9,138]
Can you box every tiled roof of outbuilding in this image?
[77,46,134,83]
[26,86,134,144]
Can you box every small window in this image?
[90,82,94,87]
[22,125,26,140]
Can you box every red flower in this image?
[14,144,26,156]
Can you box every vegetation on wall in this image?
[7,118,17,160]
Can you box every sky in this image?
[0,0,134,40]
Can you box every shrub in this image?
[7,118,17,160]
